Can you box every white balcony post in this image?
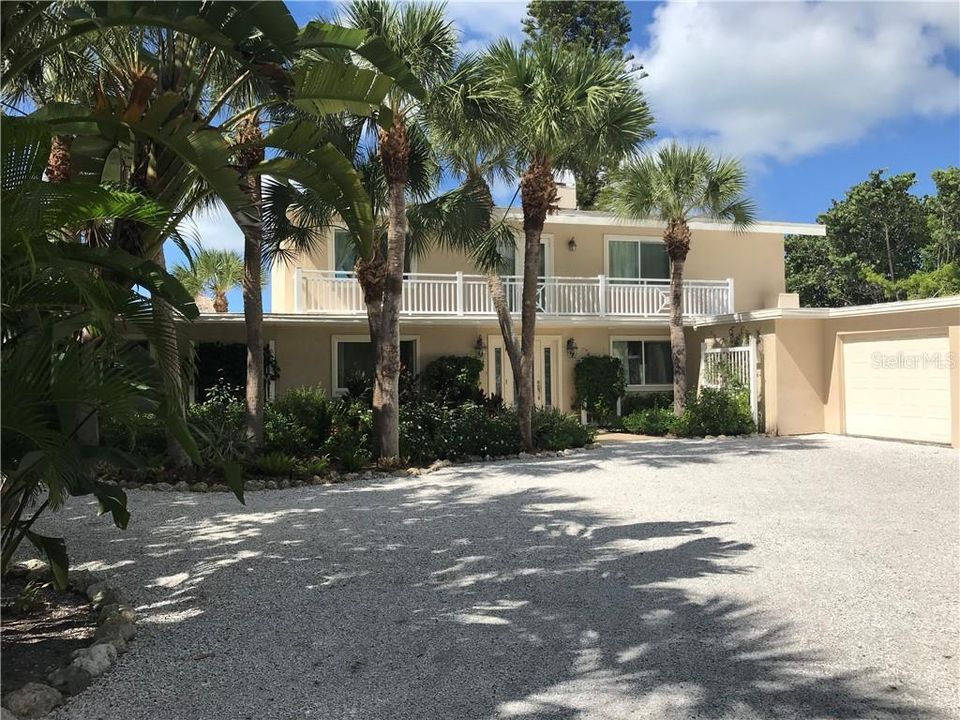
[455,271,464,316]
[748,335,759,425]
[294,267,303,312]
[726,277,735,313]
[598,274,607,317]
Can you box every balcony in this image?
[294,270,734,319]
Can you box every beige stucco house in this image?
[188,189,960,448]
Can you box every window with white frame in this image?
[606,236,670,281]
[333,337,417,393]
[611,338,673,388]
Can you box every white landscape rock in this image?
[2,683,63,718]
[71,643,117,678]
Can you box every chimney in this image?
[554,170,577,210]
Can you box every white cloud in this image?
[445,0,526,53]
[179,201,245,254]
[636,1,960,161]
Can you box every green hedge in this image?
[622,387,755,437]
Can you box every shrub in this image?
[251,451,297,477]
[673,387,755,437]
[263,407,311,456]
[533,408,594,450]
[622,407,674,436]
[574,355,625,425]
[400,402,523,464]
[620,391,674,416]
[188,390,249,467]
[270,385,332,450]
[324,399,372,471]
[298,456,330,476]
[101,412,167,463]
[419,355,484,406]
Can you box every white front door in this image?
[487,334,561,409]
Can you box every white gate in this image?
[698,337,759,424]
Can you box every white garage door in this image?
[842,331,951,444]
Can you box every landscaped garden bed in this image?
[1,562,137,719]
[97,356,596,494]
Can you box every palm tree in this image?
[337,0,458,462]
[427,56,523,405]
[602,143,756,413]
[481,39,653,449]
[173,248,245,312]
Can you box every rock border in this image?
[108,443,604,493]
[2,563,137,720]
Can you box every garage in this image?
[841,330,952,444]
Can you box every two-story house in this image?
[191,185,960,447]
[192,188,824,413]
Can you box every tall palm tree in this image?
[173,248,245,312]
[602,143,756,413]
[338,0,457,462]
[427,55,522,403]
[481,39,653,449]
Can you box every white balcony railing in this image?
[293,270,734,319]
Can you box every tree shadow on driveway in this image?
[44,463,943,720]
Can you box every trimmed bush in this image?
[622,407,674,436]
[620,391,673,416]
[400,402,521,464]
[418,355,484,406]
[574,355,625,425]
[533,408,594,450]
[672,387,755,437]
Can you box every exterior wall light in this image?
[567,237,577,252]
[566,338,578,358]
[475,335,486,359]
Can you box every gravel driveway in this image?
[37,435,959,720]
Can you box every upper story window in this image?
[498,235,550,278]
[606,236,670,281]
[333,229,412,276]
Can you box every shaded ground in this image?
[1,576,97,692]
[26,434,960,720]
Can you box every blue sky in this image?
[176,0,960,311]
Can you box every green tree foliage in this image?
[173,249,245,312]
[522,0,634,210]
[924,167,960,267]
[786,167,959,307]
[821,170,926,282]
[601,143,755,414]
[522,0,631,54]
[0,119,205,585]
[784,234,886,307]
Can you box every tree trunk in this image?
[469,170,523,402]
[213,292,228,313]
[883,223,896,281]
[486,272,523,399]
[47,134,72,184]
[517,159,557,450]
[664,219,692,415]
[371,117,410,463]
[234,117,266,446]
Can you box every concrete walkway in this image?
[39,435,959,719]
